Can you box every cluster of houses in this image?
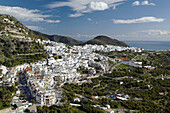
[0,64,29,85]
[118,57,143,68]
[0,16,164,113]
[11,95,37,113]
[81,44,143,53]
[43,41,109,75]
[0,38,152,111]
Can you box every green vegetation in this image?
[0,25,5,31]
[0,14,169,112]
[0,37,47,67]
[98,50,170,69]
[62,62,169,112]
[0,69,2,76]
[104,64,145,79]
[135,51,170,69]
[37,101,105,113]
[28,31,49,40]
[63,78,106,98]
[80,102,105,113]
[53,55,62,60]
[0,86,16,110]
[72,106,86,113]
[0,14,50,67]
[37,104,80,113]
[85,35,129,47]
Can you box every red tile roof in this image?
[120,57,130,61]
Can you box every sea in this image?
[124,41,170,51]
[80,40,170,51]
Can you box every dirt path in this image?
[0,107,12,113]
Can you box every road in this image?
[0,107,12,113]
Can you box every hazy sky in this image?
[0,0,170,41]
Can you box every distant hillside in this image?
[84,35,129,47]
[33,31,83,46]
[33,31,128,47]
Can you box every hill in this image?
[0,14,49,40]
[0,14,129,64]
[0,14,47,67]
[84,35,129,47]
[33,31,83,45]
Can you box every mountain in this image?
[0,14,82,46]
[33,31,83,45]
[0,14,129,67]
[0,14,128,48]
[84,35,129,47]
[33,31,128,47]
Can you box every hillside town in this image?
[0,13,169,113]
[0,13,167,113]
[0,38,145,112]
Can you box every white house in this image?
[74,97,81,102]
[0,65,8,76]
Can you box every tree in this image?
[57,82,60,87]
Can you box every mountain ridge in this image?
[33,31,129,47]
[0,14,129,47]
[33,31,83,46]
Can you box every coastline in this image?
[123,41,170,51]
[79,40,170,51]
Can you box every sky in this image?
[0,0,170,41]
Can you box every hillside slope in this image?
[84,35,129,47]
[33,31,83,45]
[0,14,49,40]
[0,14,47,67]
